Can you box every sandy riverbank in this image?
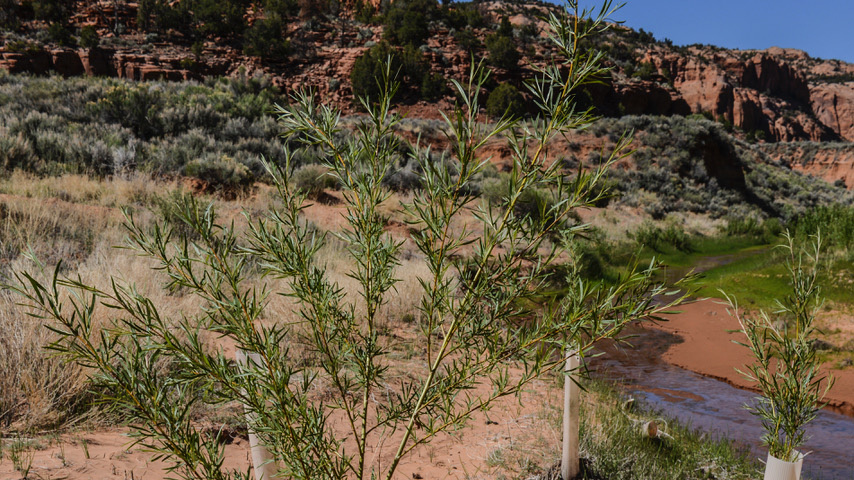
[651,298,854,416]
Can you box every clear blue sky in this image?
[596,0,854,63]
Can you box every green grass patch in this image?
[689,245,790,309]
[578,379,759,479]
[687,248,854,311]
[581,230,776,289]
[654,235,771,267]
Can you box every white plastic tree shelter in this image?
[235,349,279,480]
[561,347,581,480]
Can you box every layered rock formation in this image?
[632,48,845,142]
[761,142,854,190]
[811,83,854,142]
[0,47,234,80]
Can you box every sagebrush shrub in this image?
[292,163,338,199]
[183,154,254,198]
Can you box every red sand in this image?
[652,298,854,416]
[0,383,559,480]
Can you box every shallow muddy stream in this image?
[590,335,854,479]
[589,248,854,479]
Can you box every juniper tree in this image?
[11,2,690,479]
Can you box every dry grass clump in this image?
[0,193,115,270]
[0,265,90,431]
[0,174,196,432]
[0,234,214,431]
[0,173,433,433]
[0,170,178,208]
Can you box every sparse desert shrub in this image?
[514,187,560,225]
[0,68,288,184]
[192,0,248,38]
[453,28,481,54]
[91,83,164,139]
[79,25,99,49]
[420,72,448,101]
[183,155,254,198]
[442,2,485,30]
[633,220,692,253]
[160,104,226,134]
[350,42,399,102]
[0,0,20,29]
[0,133,36,171]
[47,22,75,47]
[137,0,192,34]
[243,16,290,60]
[519,22,539,40]
[496,15,513,37]
[631,61,656,80]
[31,0,68,22]
[381,155,421,192]
[4,39,44,54]
[292,163,338,199]
[399,44,428,80]
[598,115,854,220]
[480,172,510,206]
[350,42,429,103]
[382,0,437,46]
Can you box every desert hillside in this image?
[3,0,854,188]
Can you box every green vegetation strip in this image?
[578,380,759,480]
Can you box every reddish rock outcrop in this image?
[79,48,116,76]
[614,80,679,115]
[636,46,849,142]
[50,49,85,76]
[670,57,734,115]
[761,143,854,189]
[0,47,211,81]
[811,83,854,142]
[731,87,762,130]
[739,53,810,103]
[0,50,52,74]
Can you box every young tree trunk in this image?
[561,347,580,480]
[235,349,278,480]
